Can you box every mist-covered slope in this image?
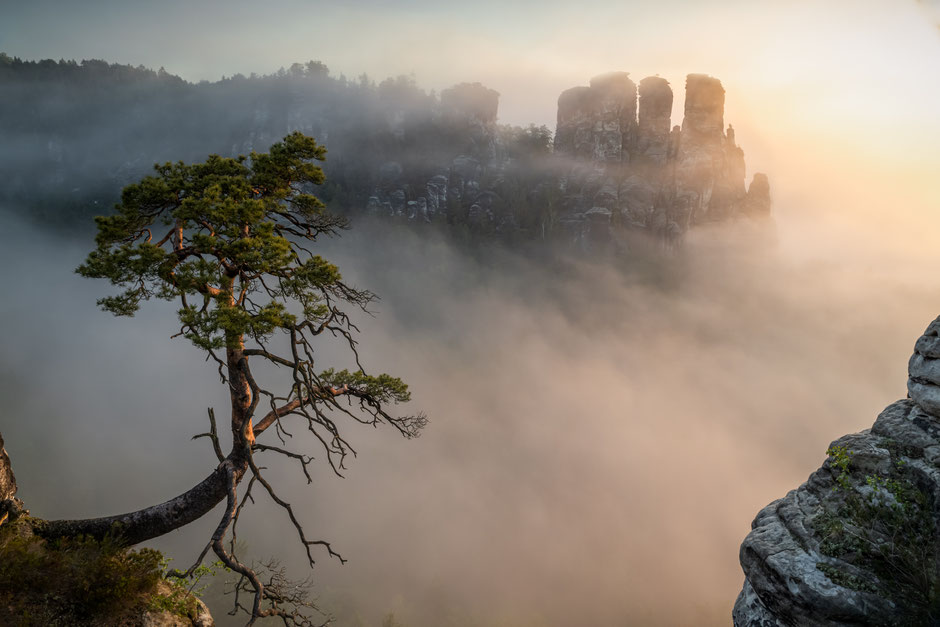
[3,202,939,625]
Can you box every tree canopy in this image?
[31,132,426,624]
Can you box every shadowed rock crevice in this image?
[735,315,940,626]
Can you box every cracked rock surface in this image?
[734,315,940,626]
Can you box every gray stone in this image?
[909,353,940,385]
[908,380,940,417]
[734,316,940,625]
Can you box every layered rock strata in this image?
[734,316,940,626]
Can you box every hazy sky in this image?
[3,1,938,124]
[4,1,939,224]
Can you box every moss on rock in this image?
[0,518,212,626]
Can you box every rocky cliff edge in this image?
[735,316,940,625]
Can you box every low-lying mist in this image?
[2,204,938,626]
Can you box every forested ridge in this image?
[1,53,553,236]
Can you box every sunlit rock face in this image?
[734,316,940,626]
[682,73,725,136]
[674,74,747,224]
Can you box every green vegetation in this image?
[825,445,852,489]
[814,443,940,622]
[0,518,208,625]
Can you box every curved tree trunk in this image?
[12,340,257,547]
[1,427,246,546]
[30,456,248,546]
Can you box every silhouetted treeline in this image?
[0,53,553,234]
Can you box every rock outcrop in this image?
[734,316,940,626]
[674,74,746,224]
[636,76,673,166]
[553,72,769,250]
[366,71,770,252]
[3,59,772,252]
[555,72,638,164]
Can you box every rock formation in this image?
[553,72,769,250]
[735,316,940,626]
[636,76,673,166]
[674,75,746,223]
[3,59,772,252]
[357,71,770,251]
[555,72,638,164]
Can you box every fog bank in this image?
[2,197,938,625]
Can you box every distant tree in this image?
[7,132,426,624]
[500,124,553,159]
[304,60,330,77]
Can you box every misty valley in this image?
[2,45,940,627]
